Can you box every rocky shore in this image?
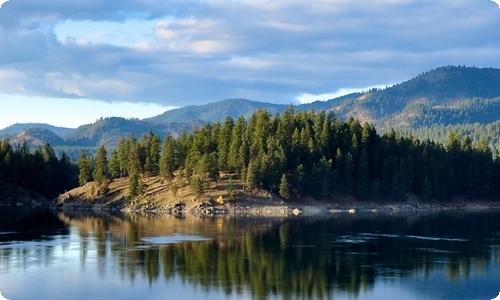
[4,176,500,217]
[53,186,500,217]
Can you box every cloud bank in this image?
[0,0,499,106]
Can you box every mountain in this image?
[147,66,500,131]
[9,128,66,147]
[331,66,500,130]
[2,65,500,154]
[147,96,352,124]
[0,123,75,137]
[62,117,199,147]
[146,98,286,123]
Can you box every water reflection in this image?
[1,209,500,299]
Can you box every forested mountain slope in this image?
[1,65,499,153]
[331,66,500,128]
[0,123,74,137]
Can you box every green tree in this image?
[279,174,291,200]
[77,149,91,186]
[129,170,140,197]
[218,116,234,171]
[160,136,176,182]
[93,145,110,187]
[227,177,236,199]
[109,149,121,179]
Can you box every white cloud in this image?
[296,85,389,104]
[229,56,277,70]
[0,0,499,109]
[493,0,500,8]
[0,94,176,129]
[0,0,8,8]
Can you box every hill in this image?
[331,66,500,129]
[63,117,197,147]
[147,96,352,124]
[146,98,286,124]
[0,123,74,137]
[9,127,66,147]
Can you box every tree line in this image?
[0,140,79,197]
[77,107,500,201]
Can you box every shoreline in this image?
[4,178,500,217]
[51,195,500,217]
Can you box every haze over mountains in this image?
[1,65,500,158]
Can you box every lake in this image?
[0,208,500,300]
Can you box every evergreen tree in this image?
[109,149,121,179]
[129,170,140,197]
[160,136,176,182]
[279,174,290,200]
[77,149,91,186]
[117,137,130,178]
[218,116,234,171]
[245,159,259,195]
[93,145,110,187]
[145,132,161,177]
[227,177,236,199]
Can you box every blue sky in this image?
[0,0,500,129]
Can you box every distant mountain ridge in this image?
[146,96,351,124]
[0,123,74,137]
[331,65,500,129]
[146,98,286,124]
[2,65,500,155]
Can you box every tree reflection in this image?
[50,212,500,298]
[2,209,500,299]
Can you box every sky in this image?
[0,0,500,129]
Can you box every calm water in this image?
[1,208,500,300]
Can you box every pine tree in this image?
[245,159,259,195]
[129,170,140,197]
[93,145,109,186]
[227,177,236,199]
[117,137,130,177]
[145,133,161,177]
[77,149,91,186]
[228,116,246,174]
[109,149,121,179]
[160,136,176,182]
[279,173,290,200]
[218,116,234,171]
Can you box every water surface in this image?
[0,208,499,299]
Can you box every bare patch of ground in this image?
[53,175,500,217]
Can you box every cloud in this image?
[296,85,390,104]
[0,0,499,106]
[493,1,500,8]
[0,0,8,8]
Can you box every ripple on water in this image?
[141,234,212,245]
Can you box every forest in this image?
[78,107,500,202]
[0,140,79,197]
[1,107,500,202]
